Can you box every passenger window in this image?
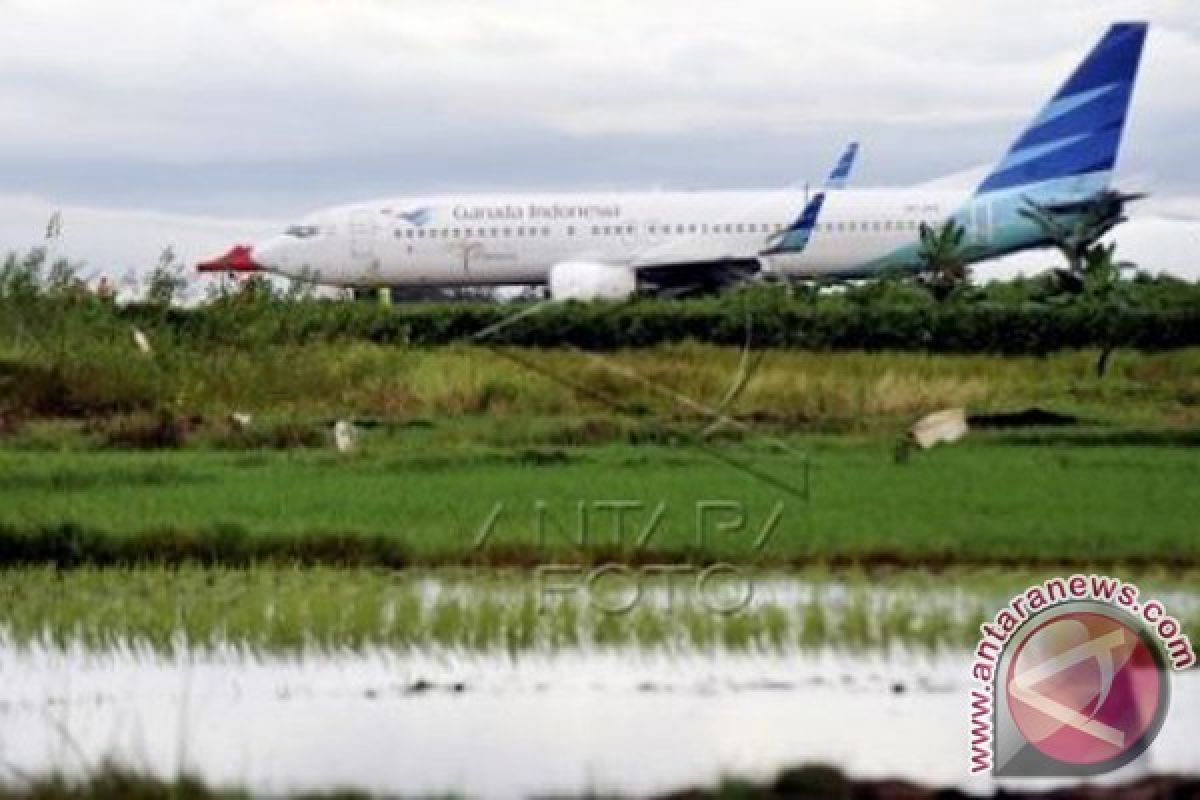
[542,227,551,236]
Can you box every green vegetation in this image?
[1,432,1199,567]
[3,567,1193,655]
[5,244,1200,359]
[2,245,1199,570]
[2,764,1193,800]
[0,764,375,799]
[916,219,970,301]
[5,336,1200,432]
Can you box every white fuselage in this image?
[226,24,1147,294]
[253,187,981,288]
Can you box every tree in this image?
[916,220,969,301]
[1080,241,1138,379]
[1018,189,1143,291]
[144,246,189,307]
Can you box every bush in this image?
[4,266,1200,357]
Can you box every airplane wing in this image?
[635,143,858,293]
[635,258,761,295]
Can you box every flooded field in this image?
[1,570,1197,797]
[2,567,1197,655]
[2,646,1198,797]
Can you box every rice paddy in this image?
[3,339,1200,795]
[1,567,1195,657]
[1,430,1199,567]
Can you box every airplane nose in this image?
[196,244,263,274]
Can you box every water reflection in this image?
[1,645,1195,797]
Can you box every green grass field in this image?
[3,339,1200,567]
[2,429,1198,567]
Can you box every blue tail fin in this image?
[824,142,859,189]
[975,22,1147,196]
[763,142,856,254]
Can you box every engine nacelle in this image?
[548,261,637,301]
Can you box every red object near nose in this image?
[196,245,262,273]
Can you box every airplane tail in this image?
[974,22,1147,199]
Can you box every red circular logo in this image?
[1006,610,1166,766]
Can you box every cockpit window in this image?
[285,225,321,239]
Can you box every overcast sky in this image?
[1,0,1197,213]
[0,0,1196,277]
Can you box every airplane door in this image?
[971,201,993,246]
[350,210,378,260]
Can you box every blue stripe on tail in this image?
[975,22,1147,196]
[765,192,826,254]
[825,142,859,190]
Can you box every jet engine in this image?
[548,261,637,301]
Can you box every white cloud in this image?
[0,192,278,300]
[1,1,1196,159]
[0,0,1196,234]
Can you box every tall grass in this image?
[5,338,1200,433]
[4,256,1200,432]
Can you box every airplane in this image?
[198,23,1148,301]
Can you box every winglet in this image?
[825,142,860,190]
[763,142,856,255]
[763,192,827,255]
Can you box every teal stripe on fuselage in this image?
[837,172,1107,278]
